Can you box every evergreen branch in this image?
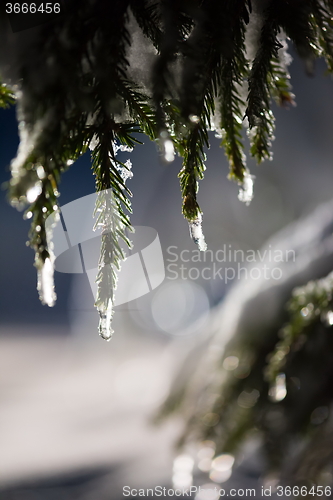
[264,272,333,385]
[245,9,281,163]
[311,0,333,72]
[279,0,319,62]
[218,1,249,182]
[130,0,162,49]
[270,52,295,108]
[90,115,134,340]
[178,125,206,221]
[116,79,157,139]
[0,82,15,108]
[152,0,191,129]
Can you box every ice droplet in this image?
[37,257,56,307]
[238,171,254,205]
[189,212,207,251]
[98,303,114,341]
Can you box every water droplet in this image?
[189,114,200,124]
[202,413,219,426]
[237,389,260,408]
[269,373,287,402]
[209,454,234,482]
[311,406,329,425]
[197,441,215,460]
[198,458,213,472]
[173,454,194,488]
[301,303,313,317]
[211,454,234,471]
[27,183,42,203]
[324,310,333,326]
[25,211,33,220]
[223,356,239,371]
[36,165,46,179]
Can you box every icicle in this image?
[238,171,254,205]
[188,212,207,251]
[92,139,134,340]
[159,131,175,163]
[36,206,59,307]
[98,301,114,341]
[37,256,56,307]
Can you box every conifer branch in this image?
[90,115,134,340]
[0,81,15,108]
[130,0,162,49]
[311,0,333,72]
[218,1,249,182]
[245,10,281,163]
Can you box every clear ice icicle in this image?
[238,171,254,205]
[188,212,207,251]
[98,302,114,341]
[159,131,175,163]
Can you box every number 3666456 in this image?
[6,3,61,14]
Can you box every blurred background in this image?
[1,41,333,498]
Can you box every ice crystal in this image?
[116,158,133,182]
